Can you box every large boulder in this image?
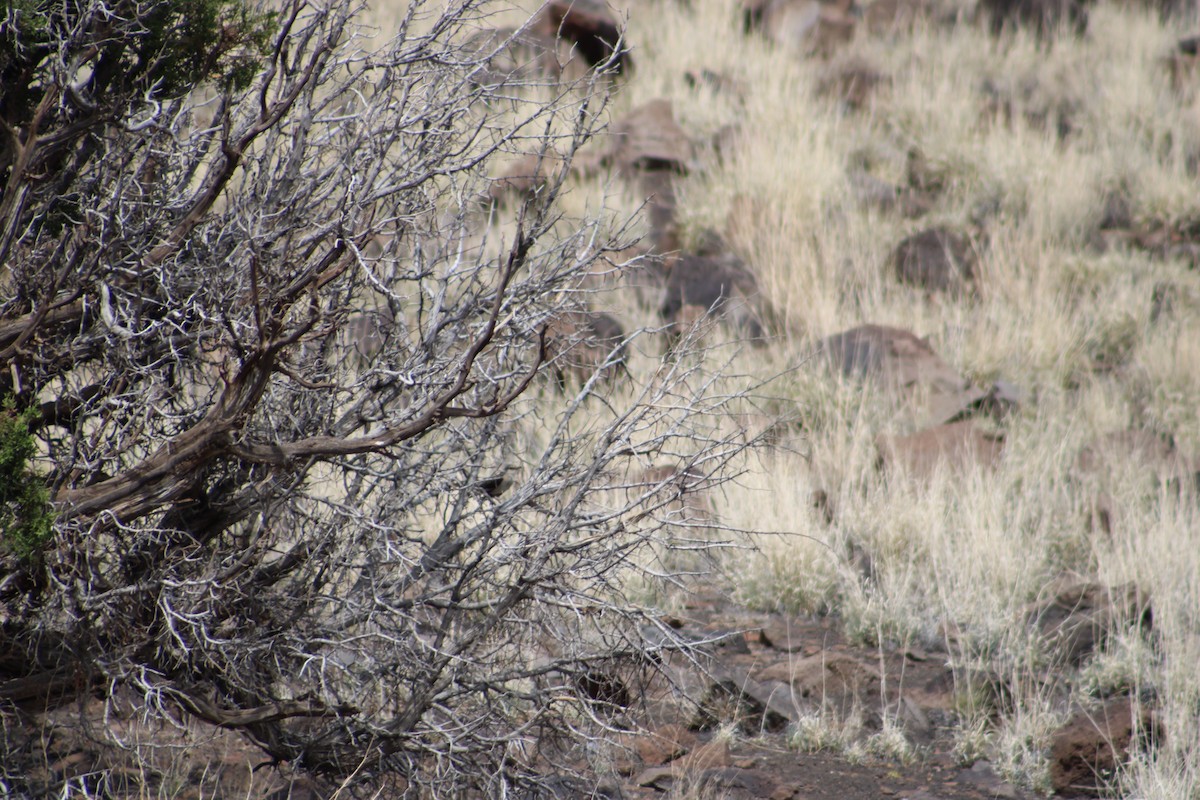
[817,325,1020,423]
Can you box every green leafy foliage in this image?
[139,0,278,95]
[0,400,54,559]
[1,0,275,124]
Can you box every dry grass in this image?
[357,0,1200,794]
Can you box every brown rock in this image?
[876,421,1004,478]
[463,27,555,86]
[629,464,712,531]
[533,0,632,73]
[1075,430,1180,476]
[673,739,732,772]
[817,325,1003,424]
[1049,696,1161,797]
[980,0,1090,35]
[1022,580,1152,667]
[545,310,627,389]
[889,227,979,294]
[487,152,559,206]
[638,170,680,255]
[748,0,856,56]
[818,325,965,394]
[660,252,772,345]
[818,55,887,111]
[863,0,933,33]
[756,652,883,716]
[640,724,698,766]
[693,664,799,733]
[606,99,693,174]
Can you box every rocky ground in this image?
[591,586,1155,800]
[24,583,1151,799]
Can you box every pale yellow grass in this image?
[361,0,1200,794]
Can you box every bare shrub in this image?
[0,2,754,795]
